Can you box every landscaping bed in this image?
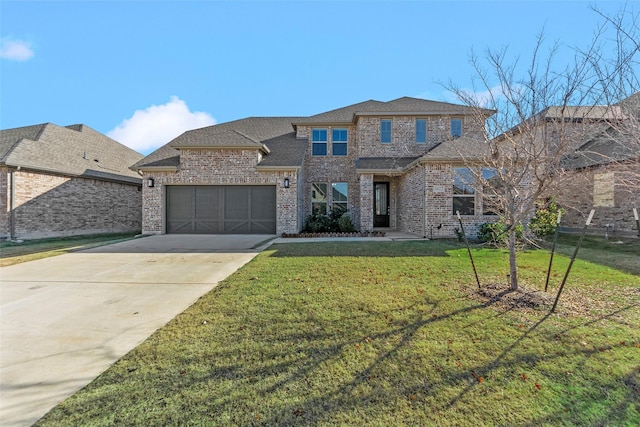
[281,231,386,238]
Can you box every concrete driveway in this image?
[0,234,273,427]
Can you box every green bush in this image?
[529,198,565,238]
[303,210,356,233]
[477,221,524,247]
[338,213,356,232]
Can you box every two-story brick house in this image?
[132,97,497,237]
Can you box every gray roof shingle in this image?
[421,136,491,161]
[135,97,492,170]
[0,123,143,184]
[295,97,494,124]
[355,157,419,171]
[135,117,306,169]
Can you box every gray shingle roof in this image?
[135,117,306,169]
[135,97,492,170]
[562,125,639,169]
[168,117,304,149]
[355,157,419,171]
[295,97,494,124]
[256,133,307,168]
[1,123,143,184]
[420,136,491,161]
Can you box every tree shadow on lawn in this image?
[37,289,639,426]
[207,295,636,425]
[246,297,639,425]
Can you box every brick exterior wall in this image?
[0,167,141,239]
[0,167,7,238]
[299,126,361,229]
[555,162,640,236]
[296,115,490,235]
[397,165,426,236]
[141,148,298,235]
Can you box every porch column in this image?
[359,173,373,231]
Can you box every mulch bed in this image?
[281,231,386,238]
[470,282,639,318]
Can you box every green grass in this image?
[36,240,639,426]
[549,233,640,276]
[0,233,139,266]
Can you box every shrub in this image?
[338,213,356,232]
[477,221,524,247]
[303,213,333,233]
[303,209,357,233]
[529,198,565,238]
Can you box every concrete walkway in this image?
[0,234,272,427]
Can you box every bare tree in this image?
[446,5,639,290]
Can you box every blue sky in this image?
[1,1,636,154]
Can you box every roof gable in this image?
[294,97,494,125]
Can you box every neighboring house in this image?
[556,93,640,235]
[0,123,144,239]
[132,97,498,237]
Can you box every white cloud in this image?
[0,37,34,61]
[108,96,216,154]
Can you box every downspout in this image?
[9,168,15,240]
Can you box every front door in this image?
[373,182,390,227]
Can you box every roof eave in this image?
[255,165,302,171]
[134,165,179,173]
[4,161,142,184]
[355,168,406,176]
[171,144,269,153]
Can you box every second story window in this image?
[332,128,348,156]
[451,118,462,138]
[416,119,427,143]
[380,119,392,143]
[312,128,327,156]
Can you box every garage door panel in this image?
[224,187,249,220]
[166,185,276,234]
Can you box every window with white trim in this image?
[453,167,475,215]
[312,129,327,156]
[380,119,392,143]
[332,182,348,213]
[312,183,327,214]
[332,128,348,156]
[416,119,427,143]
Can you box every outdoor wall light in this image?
[147,177,155,188]
[284,177,290,188]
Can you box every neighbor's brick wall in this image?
[2,168,141,240]
[141,149,298,235]
[555,162,640,235]
[0,167,8,238]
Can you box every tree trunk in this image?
[509,228,519,290]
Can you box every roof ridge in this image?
[232,129,261,144]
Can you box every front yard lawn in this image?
[0,233,139,267]
[36,241,639,426]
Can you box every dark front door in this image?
[373,182,390,228]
